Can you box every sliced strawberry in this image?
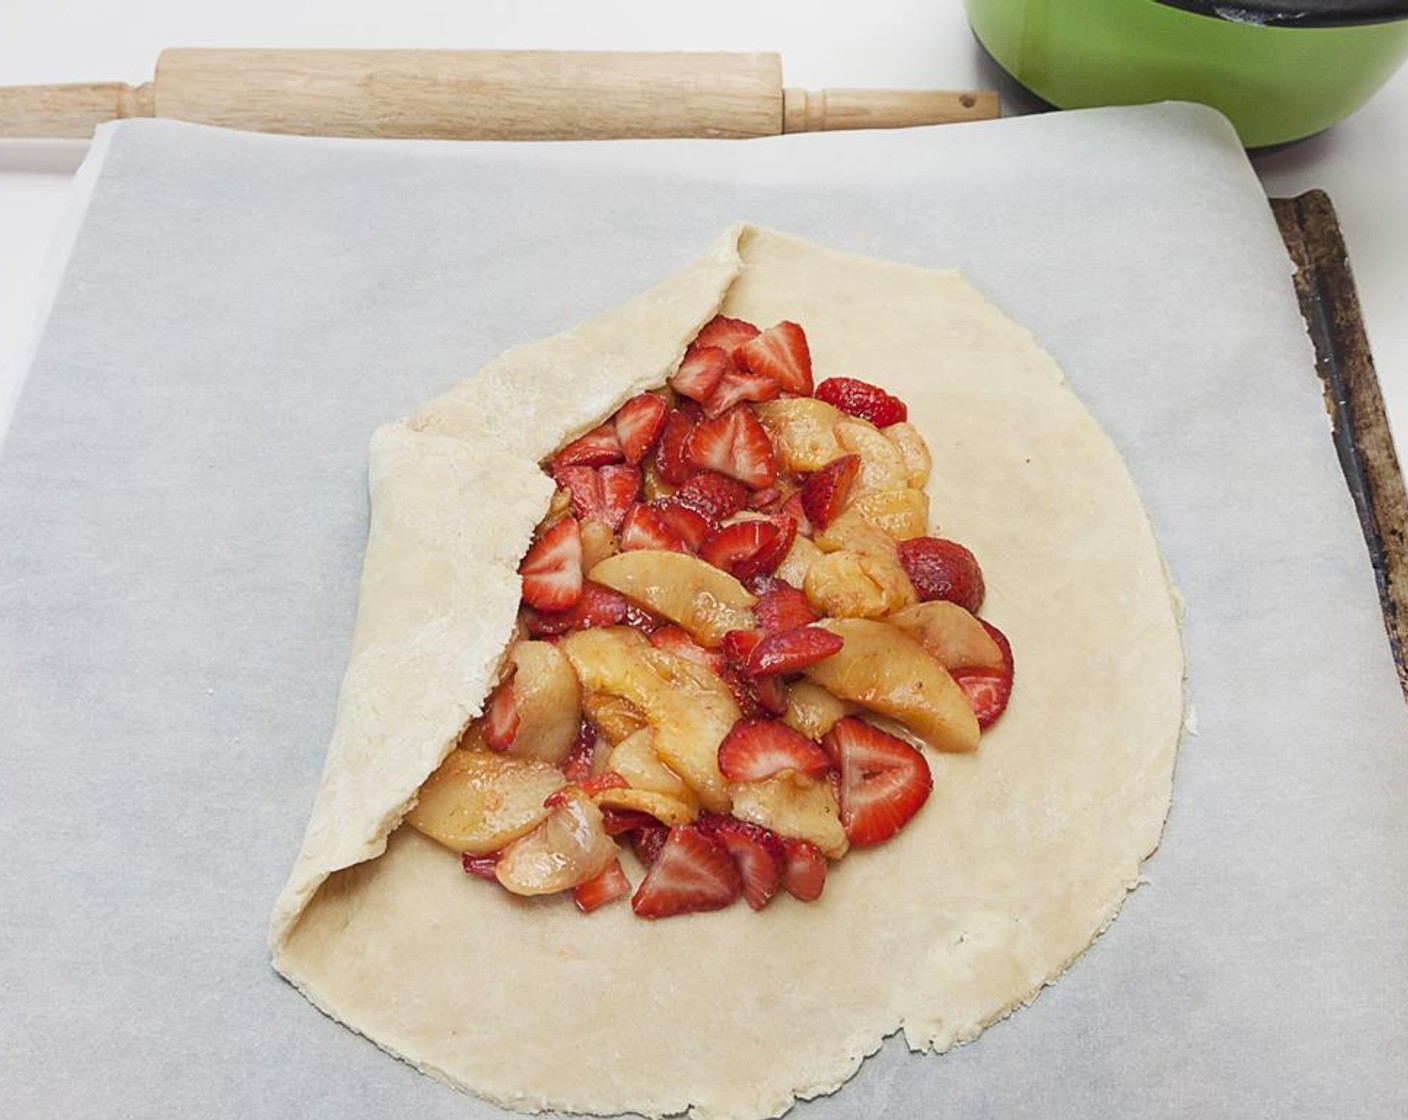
[778,838,827,902]
[551,423,624,471]
[650,626,727,675]
[651,499,714,551]
[523,580,629,637]
[629,821,670,867]
[669,471,749,523]
[620,502,687,553]
[684,407,777,490]
[670,344,729,403]
[519,516,583,611]
[736,321,813,395]
[699,520,781,579]
[824,717,933,846]
[815,376,909,428]
[697,815,785,911]
[598,464,642,530]
[655,409,695,485]
[721,628,764,669]
[573,859,632,913]
[951,619,1014,729]
[631,825,742,919]
[701,371,780,419]
[896,536,985,614]
[614,393,668,465]
[780,491,815,538]
[747,485,784,512]
[601,808,660,837]
[746,626,845,677]
[750,577,817,633]
[461,852,502,881]
[800,454,860,528]
[718,718,833,782]
[561,719,599,783]
[693,314,761,354]
[481,678,520,751]
[750,515,796,575]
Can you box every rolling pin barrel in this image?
[0,50,998,140]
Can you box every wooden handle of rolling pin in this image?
[0,49,997,140]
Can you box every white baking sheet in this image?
[1,104,1405,1117]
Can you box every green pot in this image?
[964,0,1408,147]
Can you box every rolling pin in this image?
[0,49,998,141]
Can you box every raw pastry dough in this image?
[270,227,1184,1119]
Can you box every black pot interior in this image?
[1153,0,1408,27]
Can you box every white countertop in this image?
[4,1,1407,449]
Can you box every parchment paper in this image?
[1,104,1405,1118]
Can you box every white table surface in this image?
[3,1,1407,451]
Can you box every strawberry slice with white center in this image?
[697,815,785,911]
[746,625,845,677]
[684,406,777,490]
[718,630,789,717]
[552,423,624,471]
[824,717,933,847]
[556,465,641,531]
[614,393,668,465]
[481,677,521,751]
[736,321,813,396]
[519,516,583,611]
[619,503,688,553]
[694,314,761,353]
[718,718,834,782]
[522,580,628,637]
[951,619,1014,729]
[631,825,742,919]
[668,471,748,524]
[649,625,727,675]
[670,344,729,403]
[573,859,632,913]
[778,837,827,902]
[701,371,780,420]
[650,500,714,551]
[655,410,696,485]
[800,454,860,528]
[749,577,817,633]
[699,519,784,579]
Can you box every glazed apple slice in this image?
[605,727,700,807]
[728,770,848,859]
[406,749,566,854]
[802,618,980,753]
[754,398,846,473]
[495,789,618,896]
[887,601,1005,673]
[498,640,583,765]
[588,550,756,646]
[558,626,741,812]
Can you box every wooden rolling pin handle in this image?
[782,87,999,132]
[0,82,153,139]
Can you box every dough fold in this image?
[271,226,1184,1120]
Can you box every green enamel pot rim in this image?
[964,0,1408,147]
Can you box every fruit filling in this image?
[405,315,1015,919]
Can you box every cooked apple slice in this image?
[783,680,853,740]
[804,551,913,619]
[588,550,756,646]
[559,626,740,812]
[606,728,699,806]
[406,749,566,854]
[803,618,980,752]
[495,790,618,896]
[593,786,698,827]
[501,640,582,765]
[754,398,846,472]
[582,690,649,744]
[849,488,929,541]
[579,519,620,572]
[728,771,848,859]
[883,421,932,488]
[835,417,909,493]
[888,601,1005,672]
